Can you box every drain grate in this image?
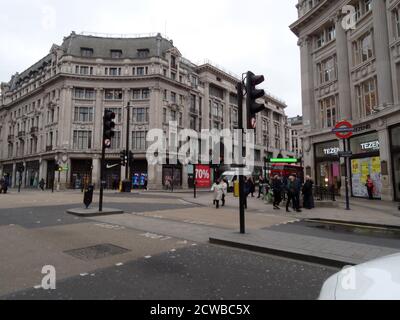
[64,244,130,261]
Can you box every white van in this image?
[221,169,253,192]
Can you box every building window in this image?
[315,25,336,49]
[74,106,94,122]
[163,108,167,123]
[111,50,122,59]
[171,92,176,103]
[74,88,95,100]
[75,66,93,75]
[73,130,92,149]
[356,78,377,117]
[393,7,400,39]
[317,56,337,84]
[132,108,149,123]
[137,49,149,58]
[80,48,94,57]
[136,67,145,76]
[132,131,147,150]
[319,95,338,128]
[190,116,197,130]
[106,107,122,123]
[132,88,150,100]
[111,131,121,149]
[105,89,123,100]
[105,67,122,76]
[353,31,374,66]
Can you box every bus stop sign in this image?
[333,121,354,139]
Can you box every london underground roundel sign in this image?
[332,121,354,140]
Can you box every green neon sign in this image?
[269,158,298,164]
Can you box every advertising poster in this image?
[195,165,211,188]
[351,157,382,198]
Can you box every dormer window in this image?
[80,48,94,57]
[171,56,177,69]
[111,50,123,59]
[137,49,149,58]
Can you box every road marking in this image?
[94,223,125,231]
[183,220,215,226]
[170,249,176,252]
[34,285,42,289]
[140,232,171,241]
[115,263,124,267]
[178,199,191,205]
[145,256,152,259]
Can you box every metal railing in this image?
[313,185,336,201]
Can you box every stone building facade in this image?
[0,32,294,190]
[291,0,400,201]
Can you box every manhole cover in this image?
[64,244,130,261]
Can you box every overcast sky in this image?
[0,0,301,116]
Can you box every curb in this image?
[209,237,357,268]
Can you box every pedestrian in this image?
[211,179,223,209]
[366,175,374,200]
[294,175,302,211]
[257,175,264,199]
[144,177,148,190]
[249,177,255,197]
[271,175,283,210]
[302,176,315,209]
[39,178,45,191]
[0,177,5,194]
[286,175,301,213]
[221,178,228,207]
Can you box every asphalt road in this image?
[0,202,199,229]
[2,244,337,300]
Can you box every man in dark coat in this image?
[302,176,314,209]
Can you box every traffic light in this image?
[128,151,134,168]
[120,150,127,166]
[246,71,266,129]
[103,109,116,148]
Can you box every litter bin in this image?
[121,180,132,193]
[83,185,94,209]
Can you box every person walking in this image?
[248,177,255,198]
[211,179,223,209]
[366,175,374,200]
[302,176,314,209]
[221,178,228,207]
[244,177,252,209]
[271,175,283,210]
[257,175,264,199]
[286,175,301,213]
[294,175,302,212]
[39,178,45,191]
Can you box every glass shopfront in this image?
[26,161,40,188]
[314,140,341,190]
[350,132,381,199]
[391,125,400,201]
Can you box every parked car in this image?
[319,253,400,300]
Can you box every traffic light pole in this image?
[125,102,131,182]
[237,81,246,234]
[99,132,106,212]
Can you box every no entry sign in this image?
[332,121,354,139]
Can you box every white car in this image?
[319,253,400,300]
